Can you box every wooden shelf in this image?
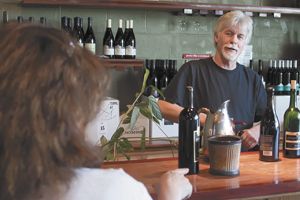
[100,58,144,69]
[21,0,300,15]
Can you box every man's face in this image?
[214,25,248,62]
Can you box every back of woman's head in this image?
[0,22,109,200]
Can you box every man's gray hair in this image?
[213,10,253,46]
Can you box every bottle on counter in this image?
[114,19,125,59]
[103,18,114,58]
[84,17,96,55]
[125,19,136,59]
[259,87,280,162]
[178,86,200,174]
[283,80,300,158]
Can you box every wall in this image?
[1,0,299,111]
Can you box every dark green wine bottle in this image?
[178,86,200,174]
[283,80,300,158]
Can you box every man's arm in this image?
[157,100,183,123]
[158,99,207,126]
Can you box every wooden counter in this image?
[103,152,300,200]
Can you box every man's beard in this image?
[221,45,240,61]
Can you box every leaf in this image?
[148,96,162,120]
[110,127,124,142]
[139,106,153,120]
[149,86,165,99]
[100,135,108,146]
[119,138,133,152]
[130,106,140,129]
[122,116,131,124]
[152,116,160,124]
[140,128,146,151]
[140,68,150,94]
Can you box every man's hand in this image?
[240,122,261,151]
[157,168,192,200]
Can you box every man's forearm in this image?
[157,100,183,123]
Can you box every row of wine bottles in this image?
[252,59,299,95]
[103,19,136,59]
[2,11,47,25]
[260,80,300,162]
[61,16,136,59]
[143,59,177,98]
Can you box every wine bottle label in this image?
[285,131,300,150]
[85,43,96,54]
[115,45,125,56]
[125,45,136,56]
[104,45,114,56]
[260,135,273,156]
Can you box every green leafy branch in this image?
[99,68,163,161]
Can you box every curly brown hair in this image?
[0,22,109,200]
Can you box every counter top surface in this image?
[103,152,300,200]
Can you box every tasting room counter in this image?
[103,152,300,200]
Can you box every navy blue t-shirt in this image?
[164,58,267,132]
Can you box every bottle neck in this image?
[88,18,92,28]
[188,88,194,109]
[289,89,297,108]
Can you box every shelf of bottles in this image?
[254,59,299,96]
[22,0,300,15]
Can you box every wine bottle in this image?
[259,87,280,162]
[28,16,34,23]
[114,19,125,59]
[61,16,69,33]
[39,17,46,25]
[267,60,273,86]
[258,59,265,87]
[73,17,84,47]
[249,59,253,70]
[283,80,300,158]
[17,16,23,23]
[84,17,96,55]
[275,61,284,95]
[3,11,8,24]
[150,60,159,98]
[103,19,114,59]
[125,19,136,59]
[178,86,200,174]
[67,17,73,32]
[159,60,168,93]
[79,17,85,37]
[124,20,130,42]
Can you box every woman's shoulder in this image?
[62,168,152,200]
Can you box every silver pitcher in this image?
[199,100,235,157]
